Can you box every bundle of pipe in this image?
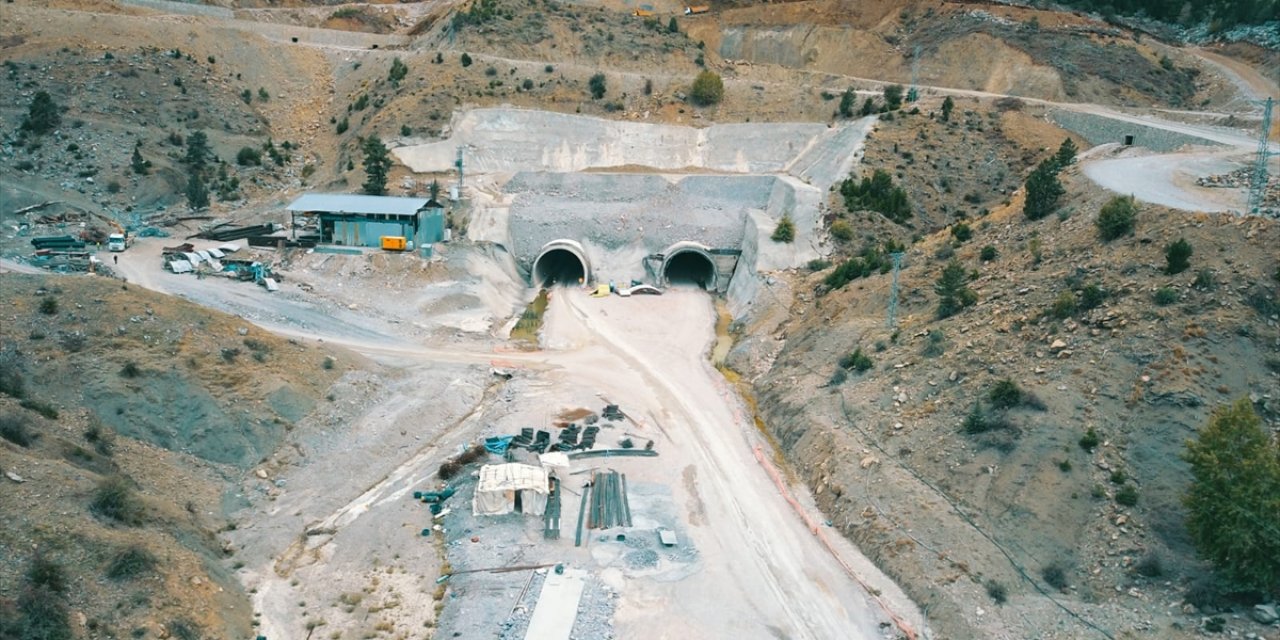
[585,470,632,530]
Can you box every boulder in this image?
[1251,603,1278,625]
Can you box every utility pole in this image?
[887,252,904,329]
[1247,97,1274,216]
[454,145,465,201]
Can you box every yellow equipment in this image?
[380,236,407,251]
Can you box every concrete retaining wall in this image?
[1049,110,1224,152]
[396,109,854,177]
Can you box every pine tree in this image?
[941,96,955,122]
[883,84,904,111]
[361,136,391,196]
[22,91,61,135]
[839,88,856,118]
[1023,160,1064,220]
[184,130,211,170]
[588,73,607,100]
[1053,137,1078,169]
[130,144,149,175]
[1183,399,1280,594]
[935,259,977,318]
[186,172,210,210]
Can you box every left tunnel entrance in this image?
[532,248,587,287]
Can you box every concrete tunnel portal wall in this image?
[661,242,718,291]
[532,240,591,287]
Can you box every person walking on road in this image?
[113,255,118,265]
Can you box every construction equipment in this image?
[683,5,709,15]
[380,235,407,251]
[108,232,129,252]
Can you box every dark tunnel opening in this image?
[532,248,586,287]
[664,251,715,290]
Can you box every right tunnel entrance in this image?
[663,249,717,290]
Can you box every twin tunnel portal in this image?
[531,240,734,292]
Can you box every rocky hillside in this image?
[745,161,1280,638]
[0,274,354,639]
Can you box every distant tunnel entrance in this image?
[532,240,590,287]
[662,248,717,290]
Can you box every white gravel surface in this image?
[1081,149,1255,212]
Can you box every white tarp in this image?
[218,243,241,253]
[473,463,549,516]
[168,260,193,273]
[538,452,571,471]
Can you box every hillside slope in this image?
[745,167,1280,637]
[0,273,354,639]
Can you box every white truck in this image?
[108,233,128,252]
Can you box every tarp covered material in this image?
[473,463,550,516]
[590,284,611,298]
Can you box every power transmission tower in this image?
[887,252,904,328]
[906,45,922,103]
[1247,97,1274,216]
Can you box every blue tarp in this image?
[484,436,515,455]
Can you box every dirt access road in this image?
[102,237,926,638]
[539,287,924,639]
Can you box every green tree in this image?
[883,84,904,111]
[460,52,472,67]
[22,91,61,135]
[689,70,724,107]
[935,259,977,318]
[1096,195,1137,241]
[236,146,262,166]
[838,88,856,118]
[184,130,211,170]
[839,169,911,224]
[185,172,209,210]
[588,73,607,100]
[1183,399,1280,594]
[1053,137,1078,169]
[668,16,679,33]
[860,97,876,116]
[361,135,391,196]
[130,143,149,175]
[1023,160,1064,220]
[388,57,408,87]
[941,95,955,122]
[1165,238,1193,274]
[771,215,795,243]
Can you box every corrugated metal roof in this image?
[286,193,430,216]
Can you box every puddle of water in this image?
[711,298,733,367]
